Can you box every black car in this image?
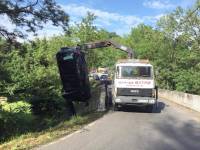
[56,47,91,102]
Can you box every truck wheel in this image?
[146,105,153,113]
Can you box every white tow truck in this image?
[113,59,157,112]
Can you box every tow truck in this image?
[113,59,157,112]
[56,40,157,114]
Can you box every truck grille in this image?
[117,88,152,97]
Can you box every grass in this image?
[0,81,103,150]
[0,112,105,150]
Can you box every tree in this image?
[156,1,200,92]
[126,24,166,61]
[69,12,99,44]
[0,0,69,42]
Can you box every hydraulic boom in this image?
[78,40,133,58]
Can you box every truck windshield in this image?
[120,66,152,78]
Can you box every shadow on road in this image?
[150,116,200,150]
[116,101,166,113]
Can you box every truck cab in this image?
[113,59,157,111]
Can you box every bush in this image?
[1,101,31,114]
[30,97,66,116]
[0,101,35,141]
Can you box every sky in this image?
[0,0,197,40]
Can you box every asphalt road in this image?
[38,99,200,150]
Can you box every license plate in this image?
[137,99,148,103]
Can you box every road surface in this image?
[38,99,200,150]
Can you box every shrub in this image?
[30,97,66,116]
[1,101,31,114]
[0,101,35,141]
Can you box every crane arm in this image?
[79,40,134,58]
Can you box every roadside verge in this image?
[0,112,105,150]
[0,83,107,150]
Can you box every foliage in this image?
[1,101,31,113]
[0,101,34,140]
[0,112,104,150]
[69,12,99,44]
[0,0,69,42]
